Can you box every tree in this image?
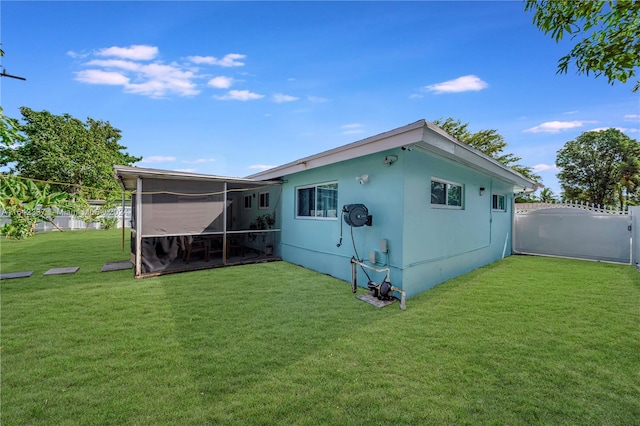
[432,117,541,183]
[0,175,70,239]
[556,128,639,208]
[525,0,640,92]
[0,107,141,197]
[539,187,557,203]
[0,107,23,147]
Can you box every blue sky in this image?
[1,1,638,196]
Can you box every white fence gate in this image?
[514,202,638,266]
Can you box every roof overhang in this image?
[114,165,281,192]
[247,119,539,193]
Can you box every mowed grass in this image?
[1,230,639,425]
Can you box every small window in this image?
[296,182,338,219]
[431,178,463,209]
[492,194,506,211]
[258,192,269,209]
[244,195,252,209]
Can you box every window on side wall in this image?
[492,194,506,211]
[296,182,338,219]
[430,178,463,209]
[244,195,252,209]
[258,192,269,209]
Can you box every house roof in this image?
[247,119,540,193]
[114,165,281,192]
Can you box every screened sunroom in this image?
[114,166,282,277]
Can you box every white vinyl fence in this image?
[514,202,639,268]
[1,206,132,232]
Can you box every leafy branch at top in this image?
[525,0,640,92]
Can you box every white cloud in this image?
[174,168,197,173]
[74,69,130,85]
[96,45,158,60]
[138,156,176,163]
[409,93,424,99]
[273,93,299,103]
[524,120,597,133]
[207,76,234,89]
[424,75,488,94]
[307,95,329,103]
[248,164,276,170]
[182,158,216,164]
[125,63,199,97]
[75,57,199,97]
[214,90,264,101]
[72,46,262,99]
[624,114,640,122]
[85,59,142,71]
[187,53,246,67]
[341,123,365,135]
[590,126,639,133]
[533,164,559,172]
[67,50,89,59]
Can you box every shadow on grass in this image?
[159,261,405,411]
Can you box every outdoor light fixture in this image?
[356,174,369,185]
[383,155,398,166]
[479,187,486,196]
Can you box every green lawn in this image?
[1,230,639,425]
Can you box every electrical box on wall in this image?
[379,239,388,253]
[369,251,377,264]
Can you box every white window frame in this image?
[430,177,464,209]
[258,192,269,210]
[244,195,252,209]
[492,194,506,212]
[296,181,339,220]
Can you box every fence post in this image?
[630,206,640,270]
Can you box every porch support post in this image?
[135,176,143,277]
[121,190,125,252]
[223,181,228,265]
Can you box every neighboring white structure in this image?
[0,205,131,231]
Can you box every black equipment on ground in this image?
[367,280,394,300]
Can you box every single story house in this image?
[116,119,537,298]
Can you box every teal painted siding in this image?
[278,148,519,298]
[280,148,406,289]
[400,150,516,297]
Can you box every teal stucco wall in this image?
[400,149,515,298]
[278,147,517,298]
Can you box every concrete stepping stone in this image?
[101,260,133,272]
[0,271,34,280]
[43,267,80,276]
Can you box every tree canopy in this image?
[556,128,639,208]
[0,107,141,197]
[0,174,70,239]
[432,117,541,183]
[525,0,640,92]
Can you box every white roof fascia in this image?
[246,120,426,181]
[114,165,280,192]
[248,119,536,192]
[418,122,536,191]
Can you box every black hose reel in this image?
[343,204,372,227]
[337,204,372,248]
